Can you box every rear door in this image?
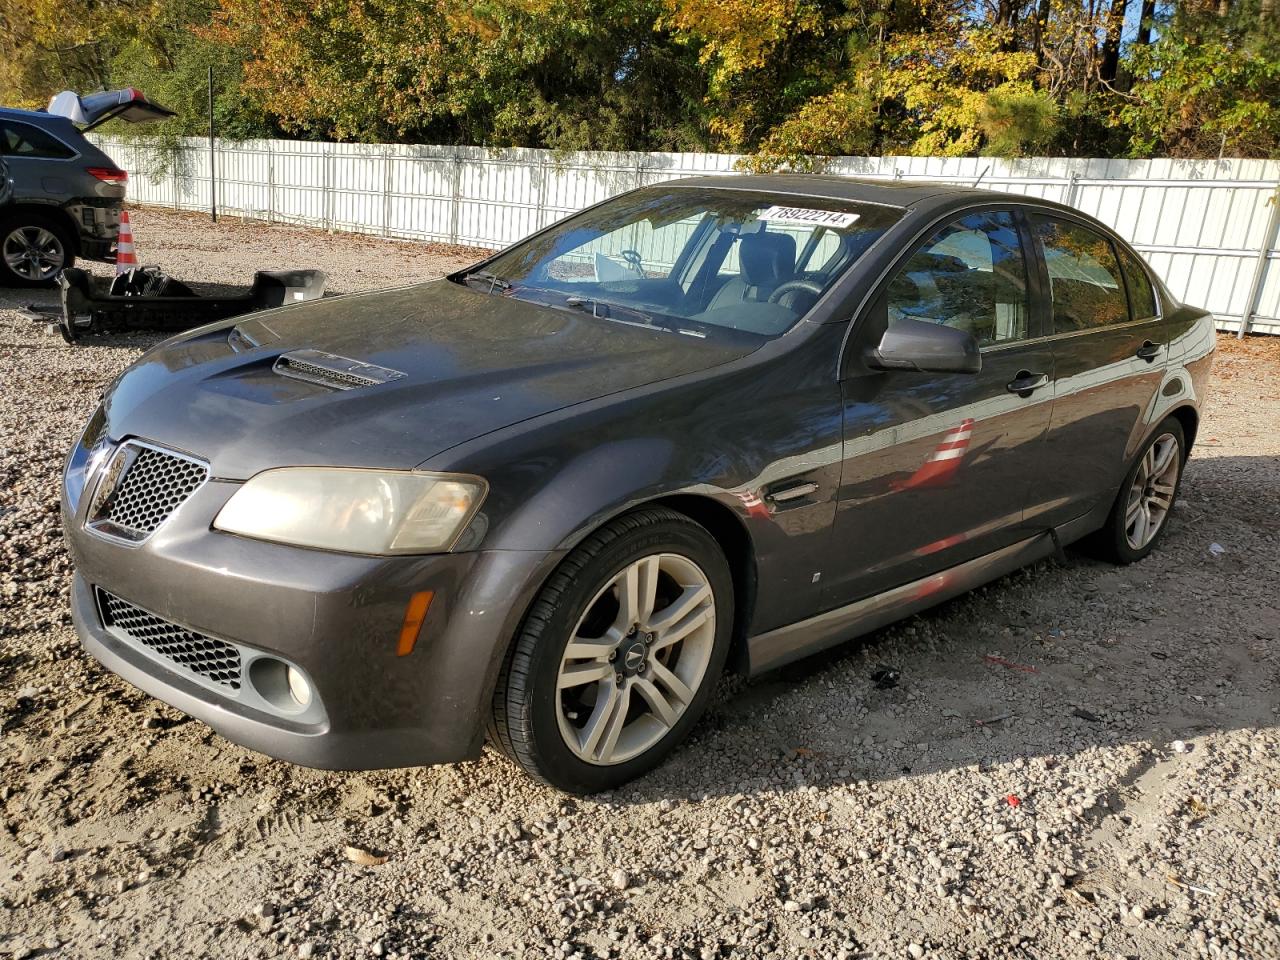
[825,207,1056,606]
[1025,214,1168,530]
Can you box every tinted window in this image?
[1118,246,1158,320]
[886,211,1029,346]
[1036,218,1129,332]
[0,121,76,160]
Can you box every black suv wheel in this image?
[0,210,75,287]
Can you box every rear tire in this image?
[490,507,733,793]
[1089,417,1186,564]
[0,210,75,287]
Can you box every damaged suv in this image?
[0,88,172,286]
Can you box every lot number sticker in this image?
[758,205,860,228]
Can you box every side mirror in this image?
[866,316,981,374]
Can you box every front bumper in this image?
[64,459,563,770]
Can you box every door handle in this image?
[1006,370,1049,397]
[767,481,819,503]
[1136,340,1162,362]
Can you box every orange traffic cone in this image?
[115,211,137,275]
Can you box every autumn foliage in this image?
[1,0,1277,162]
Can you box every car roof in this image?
[662,173,1048,212]
[0,106,74,127]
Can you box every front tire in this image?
[1091,417,1186,564]
[490,507,733,793]
[0,211,74,287]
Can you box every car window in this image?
[886,211,1029,346]
[1035,218,1129,332]
[471,188,902,341]
[1118,246,1158,320]
[546,214,707,284]
[0,121,77,160]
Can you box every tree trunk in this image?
[1099,0,1128,86]
[1034,0,1052,65]
[1136,0,1156,45]
[1261,0,1275,22]
[995,0,1018,48]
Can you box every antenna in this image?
[973,165,990,188]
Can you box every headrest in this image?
[739,232,796,287]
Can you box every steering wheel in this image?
[620,249,645,275]
[767,279,824,304]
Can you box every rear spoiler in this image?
[47,88,176,132]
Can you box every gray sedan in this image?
[62,176,1214,792]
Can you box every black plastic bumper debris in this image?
[58,266,327,343]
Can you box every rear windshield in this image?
[456,187,902,341]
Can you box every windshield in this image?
[455,187,902,340]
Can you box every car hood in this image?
[101,280,755,479]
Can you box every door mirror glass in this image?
[868,315,982,374]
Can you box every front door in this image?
[824,208,1055,607]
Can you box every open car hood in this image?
[47,88,176,132]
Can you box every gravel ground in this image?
[1,208,1278,960]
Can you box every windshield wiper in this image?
[462,270,512,293]
[563,295,675,330]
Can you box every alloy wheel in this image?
[555,553,716,766]
[1124,432,1180,550]
[2,226,66,282]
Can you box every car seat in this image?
[707,232,796,310]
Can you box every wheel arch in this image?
[0,201,81,254]
[479,489,761,742]
[645,493,758,676]
[1167,404,1199,459]
[515,491,758,678]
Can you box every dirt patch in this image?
[1,210,1277,960]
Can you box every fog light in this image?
[286,666,312,707]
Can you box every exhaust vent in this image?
[273,350,405,390]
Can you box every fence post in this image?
[449,149,462,245]
[266,141,275,224]
[378,144,389,239]
[323,146,333,232]
[1238,184,1280,339]
[1064,171,1080,208]
[535,153,548,231]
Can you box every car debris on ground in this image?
[57,264,326,341]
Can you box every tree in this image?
[1122,0,1280,157]
[2,0,1276,161]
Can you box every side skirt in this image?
[746,533,1056,676]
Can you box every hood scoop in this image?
[273,349,406,390]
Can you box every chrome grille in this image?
[88,442,208,541]
[98,589,242,690]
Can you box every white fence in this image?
[93,136,1280,335]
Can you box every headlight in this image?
[213,468,486,555]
